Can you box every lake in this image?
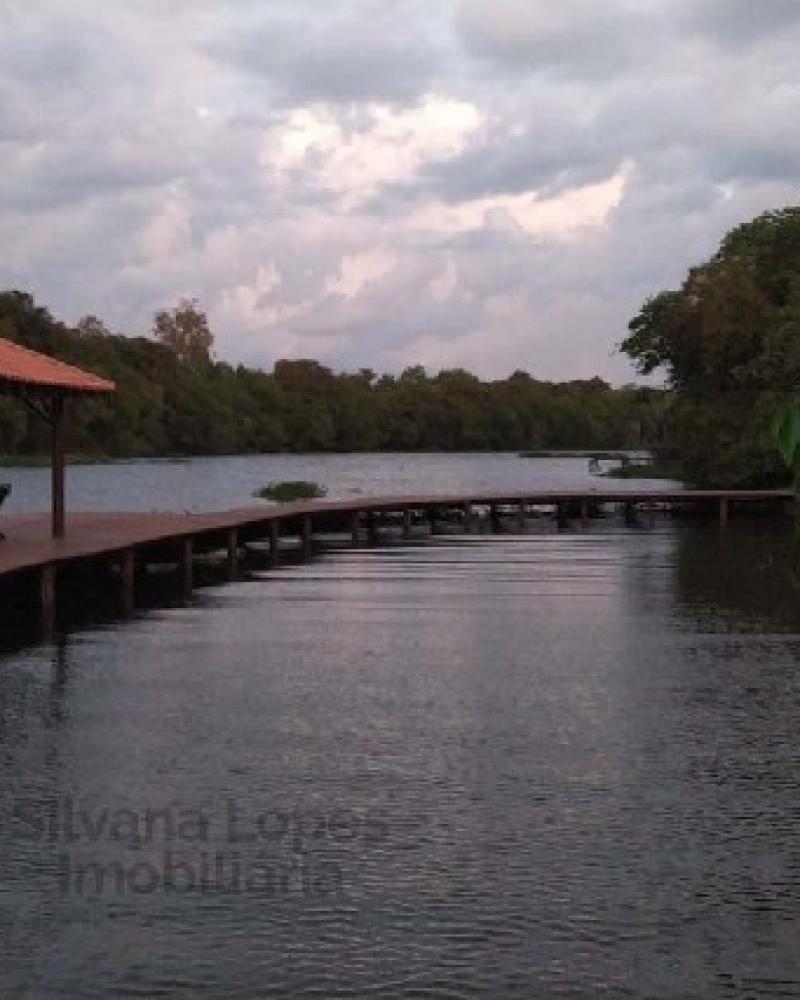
[1,451,659,514]
[2,454,800,998]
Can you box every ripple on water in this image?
[2,523,800,997]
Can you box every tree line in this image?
[0,291,663,458]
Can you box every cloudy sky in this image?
[1,0,798,381]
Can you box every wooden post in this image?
[490,505,502,534]
[556,502,568,532]
[269,520,280,566]
[40,563,56,638]
[428,508,438,535]
[366,511,378,545]
[719,497,729,529]
[462,502,473,534]
[51,396,66,539]
[226,528,239,580]
[120,548,135,615]
[350,511,361,547]
[181,538,193,599]
[517,503,526,533]
[580,499,590,531]
[402,508,412,539]
[302,515,313,559]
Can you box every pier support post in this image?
[490,505,502,534]
[226,528,239,580]
[428,509,438,535]
[40,564,56,639]
[366,511,378,546]
[350,511,361,547]
[556,502,568,532]
[719,497,729,529]
[181,539,193,600]
[580,499,590,532]
[517,503,526,534]
[462,502,473,534]
[402,508,412,540]
[120,548,135,615]
[302,515,313,560]
[50,397,66,539]
[269,520,280,567]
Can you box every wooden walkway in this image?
[0,489,793,637]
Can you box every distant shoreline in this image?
[0,449,651,468]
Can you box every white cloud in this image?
[325,250,396,300]
[409,161,633,238]
[262,96,484,207]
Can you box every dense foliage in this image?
[0,290,663,458]
[621,207,800,487]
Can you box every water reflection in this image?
[48,635,70,725]
[1,523,800,997]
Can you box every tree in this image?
[152,298,214,367]
[620,206,800,486]
[76,315,111,338]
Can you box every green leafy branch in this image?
[774,402,800,577]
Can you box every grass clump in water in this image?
[253,480,327,503]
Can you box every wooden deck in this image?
[0,488,793,575]
[0,489,793,637]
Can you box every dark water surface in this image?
[2,457,800,997]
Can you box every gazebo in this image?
[0,338,115,538]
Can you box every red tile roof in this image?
[0,338,115,394]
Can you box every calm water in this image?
[2,451,660,514]
[2,456,800,998]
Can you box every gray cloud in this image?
[210,1,440,104]
[454,0,659,81]
[681,0,800,48]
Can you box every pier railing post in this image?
[269,520,281,566]
[226,528,239,580]
[181,539,193,600]
[40,563,56,639]
[120,548,135,615]
[350,511,361,547]
[580,499,589,531]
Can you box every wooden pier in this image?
[0,489,793,639]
